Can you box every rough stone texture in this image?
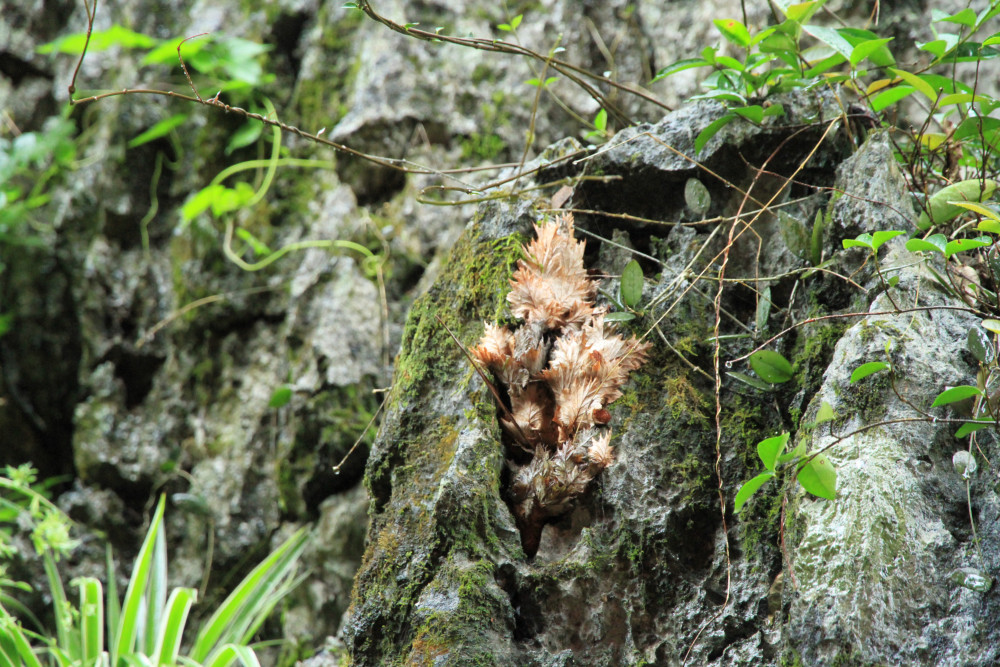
[2,0,1000,663]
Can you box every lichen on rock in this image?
[472,213,650,556]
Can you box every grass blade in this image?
[151,588,196,666]
[77,577,104,663]
[189,529,307,661]
[112,496,166,664]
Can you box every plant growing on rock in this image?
[471,213,650,556]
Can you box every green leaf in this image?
[734,471,776,512]
[526,76,557,87]
[815,400,835,424]
[695,114,736,154]
[37,25,155,55]
[936,8,977,27]
[850,38,893,67]
[498,13,523,31]
[797,454,837,499]
[77,577,104,663]
[684,178,711,217]
[842,233,873,250]
[226,122,264,155]
[850,361,889,383]
[651,58,712,83]
[756,286,772,333]
[956,419,995,438]
[870,230,904,251]
[981,319,1000,335]
[620,260,643,308]
[128,114,188,149]
[905,234,948,254]
[889,68,938,100]
[604,311,636,322]
[918,179,999,230]
[732,105,765,123]
[870,85,915,112]
[804,24,855,59]
[966,326,997,364]
[749,350,794,384]
[932,385,984,407]
[190,529,308,660]
[727,371,772,391]
[268,385,293,409]
[944,235,992,259]
[714,18,752,47]
[593,108,607,132]
[757,433,790,471]
[151,588,196,666]
[112,496,166,663]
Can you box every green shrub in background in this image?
[0,470,308,667]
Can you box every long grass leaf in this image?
[41,552,76,659]
[77,577,104,663]
[105,545,120,662]
[112,496,166,664]
[143,525,169,655]
[151,588,196,666]
[188,529,307,660]
[0,608,44,667]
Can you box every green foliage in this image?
[735,429,838,512]
[0,482,308,667]
[749,350,794,384]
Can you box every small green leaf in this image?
[778,440,806,464]
[749,350,794,384]
[714,18,752,47]
[757,433,790,471]
[727,371,772,391]
[932,385,984,407]
[732,105,765,123]
[890,68,938,100]
[695,114,736,154]
[905,234,948,254]
[918,180,998,230]
[870,230,905,251]
[684,178,711,217]
[128,114,188,148]
[850,361,889,384]
[850,38,894,67]
[37,25,155,55]
[268,385,293,408]
[870,85,915,112]
[604,311,636,323]
[936,8,977,27]
[945,236,992,259]
[797,454,837,499]
[981,319,1000,335]
[593,108,607,132]
[526,76,557,87]
[226,121,264,155]
[734,471,775,512]
[756,286,772,333]
[842,232,874,250]
[810,210,824,266]
[956,419,995,438]
[803,25,855,59]
[620,260,643,308]
[651,58,712,83]
[968,326,996,364]
[815,400,835,425]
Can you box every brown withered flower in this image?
[470,213,651,557]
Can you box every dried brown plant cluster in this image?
[472,214,651,556]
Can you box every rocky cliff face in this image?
[2,0,999,664]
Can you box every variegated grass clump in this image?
[473,213,650,555]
